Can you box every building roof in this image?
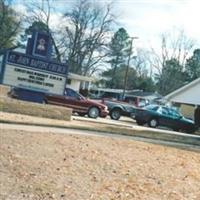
[91,88,141,94]
[68,73,94,82]
[126,91,162,99]
[165,77,200,105]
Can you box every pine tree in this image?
[106,28,130,88]
[185,49,200,81]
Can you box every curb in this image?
[1,118,200,147]
[72,117,200,146]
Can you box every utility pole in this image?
[122,36,138,99]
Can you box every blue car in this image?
[135,105,196,133]
[8,87,46,103]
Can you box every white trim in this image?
[68,73,94,82]
[165,78,200,100]
[91,88,141,93]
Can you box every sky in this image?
[113,0,200,49]
[13,0,200,51]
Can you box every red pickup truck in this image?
[44,88,108,118]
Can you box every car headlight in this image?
[101,105,108,111]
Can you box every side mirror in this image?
[77,95,84,100]
[77,96,81,100]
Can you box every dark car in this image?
[135,105,196,133]
[8,87,108,119]
[44,88,108,118]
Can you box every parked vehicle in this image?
[89,89,162,107]
[8,87,109,119]
[44,88,108,118]
[135,105,196,133]
[8,87,46,103]
[101,98,137,120]
[124,95,150,107]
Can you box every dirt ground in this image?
[0,128,200,200]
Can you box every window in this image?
[145,105,158,111]
[101,92,121,100]
[65,88,80,99]
[168,108,181,118]
[67,79,72,84]
[161,107,169,115]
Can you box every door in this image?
[158,107,172,127]
[64,88,88,113]
[167,108,182,130]
[159,107,181,130]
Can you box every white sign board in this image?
[3,64,66,94]
[1,51,68,95]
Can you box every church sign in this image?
[0,31,68,95]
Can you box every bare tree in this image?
[23,0,116,74]
[133,48,150,77]
[63,0,116,75]
[148,29,194,77]
[24,0,62,61]
[25,0,51,25]
[147,29,195,94]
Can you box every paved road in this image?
[1,123,200,152]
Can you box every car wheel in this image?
[130,112,135,119]
[88,107,99,119]
[185,129,195,134]
[77,112,85,117]
[173,128,180,132]
[136,120,144,126]
[110,109,121,120]
[42,99,47,104]
[148,118,158,128]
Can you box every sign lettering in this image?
[7,51,67,76]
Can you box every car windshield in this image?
[144,105,159,111]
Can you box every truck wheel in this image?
[148,118,158,128]
[110,109,121,120]
[88,107,99,119]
